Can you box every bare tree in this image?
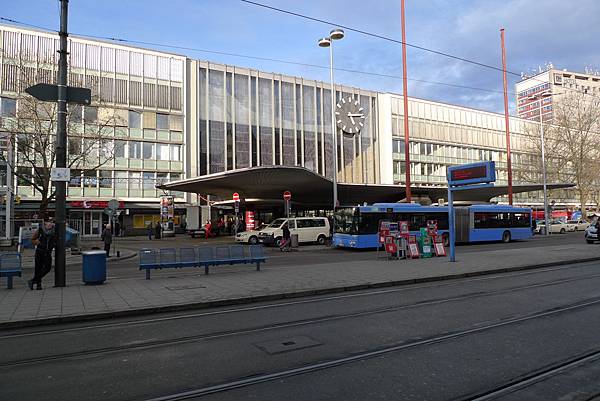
[520,91,600,219]
[0,54,121,217]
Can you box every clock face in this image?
[335,96,366,135]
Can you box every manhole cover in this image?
[255,336,322,354]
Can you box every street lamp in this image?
[528,90,554,235]
[318,28,344,211]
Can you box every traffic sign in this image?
[233,192,240,202]
[25,83,92,105]
[108,199,120,210]
[283,191,291,201]
[103,207,113,216]
[234,200,240,214]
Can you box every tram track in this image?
[2,271,600,369]
[2,261,598,340]
[463,349,600,400]
[142,297,600,401]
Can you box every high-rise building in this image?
[516,67,600,122]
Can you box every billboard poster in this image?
[245,211,255,231]
[160,195,175,232]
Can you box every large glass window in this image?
[99,170,112,188]
[129,110,141,128]
[143,142,154,159]
[114,171,128,189]
[69,170,82,187]
[282,82,295,167]
[209,69,225,173]
[114,140,126,158]
[0,97,16,117]
[258,78,273,166]
[170,144,181,161]
[129,141,142,159]
[156,143,169,160]
[142,172,155,190]
[84,106,97,123]
[156,113,169,130]
[302,85,315,171]
[129,171,141,191]
[234,74,250,169]
[83,170,97,188]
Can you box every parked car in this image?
[536,219,568,234]
[235,229,261,245]
[566,219,590,232]
[258,217,330,247]
[585,219,599,244]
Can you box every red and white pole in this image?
[500,28,513,205]
[401,0,411,203]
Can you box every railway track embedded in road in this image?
[2,272,600,370]
[142,297,600,401]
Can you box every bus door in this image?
[454,207,470,243]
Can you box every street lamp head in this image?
[318,37,331,47]
[329,28,345,40]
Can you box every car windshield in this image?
[266,218,287,228]
[567,220,577,224]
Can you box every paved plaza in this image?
[1,234,599,328]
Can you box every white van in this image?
[258,217,330,246]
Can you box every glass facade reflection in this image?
[193,62,379,184]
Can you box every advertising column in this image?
[160,195,175,237]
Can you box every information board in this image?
[447,161,496,186]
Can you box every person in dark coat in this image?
[280,223,291,251]
[155,222,162,239]
[28,218,56,290]
[147,222,153,240]
[102,224,113,257]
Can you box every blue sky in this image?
[4,0,600,113]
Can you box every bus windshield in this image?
[334,208,359,234]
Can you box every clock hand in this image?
[348,113,364,117]
[347,113,355,125]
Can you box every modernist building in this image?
[0,25,186,235]
[0,24,579,238]
[516,67,600,122]
[185,60,380,186]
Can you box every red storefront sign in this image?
[245,211,255,231]
[70,200,125,209]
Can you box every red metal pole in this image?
[401,0,411,203]
[500,28,513,205]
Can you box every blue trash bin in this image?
[82,250,107,284]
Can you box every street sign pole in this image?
[54,0,69,287]
[448,187,455,262]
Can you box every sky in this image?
[3,0,600,114]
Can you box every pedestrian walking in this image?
[280,222,291,252]
[27,218,56,290]
[155,222,162,239]
[204,220,214,239]
[102,224,113,257]
[147,222,153,240]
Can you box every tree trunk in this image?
[579,189,588,220]
[38,196,50,220]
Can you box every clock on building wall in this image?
[335,96,366,135]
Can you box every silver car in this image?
[585,222,598,244]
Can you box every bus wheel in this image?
[442,234,449,247]
[502,231,511,243]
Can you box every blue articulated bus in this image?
[333,203,532,249]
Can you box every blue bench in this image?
[138,245,267,279]
[0,252,22,289]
